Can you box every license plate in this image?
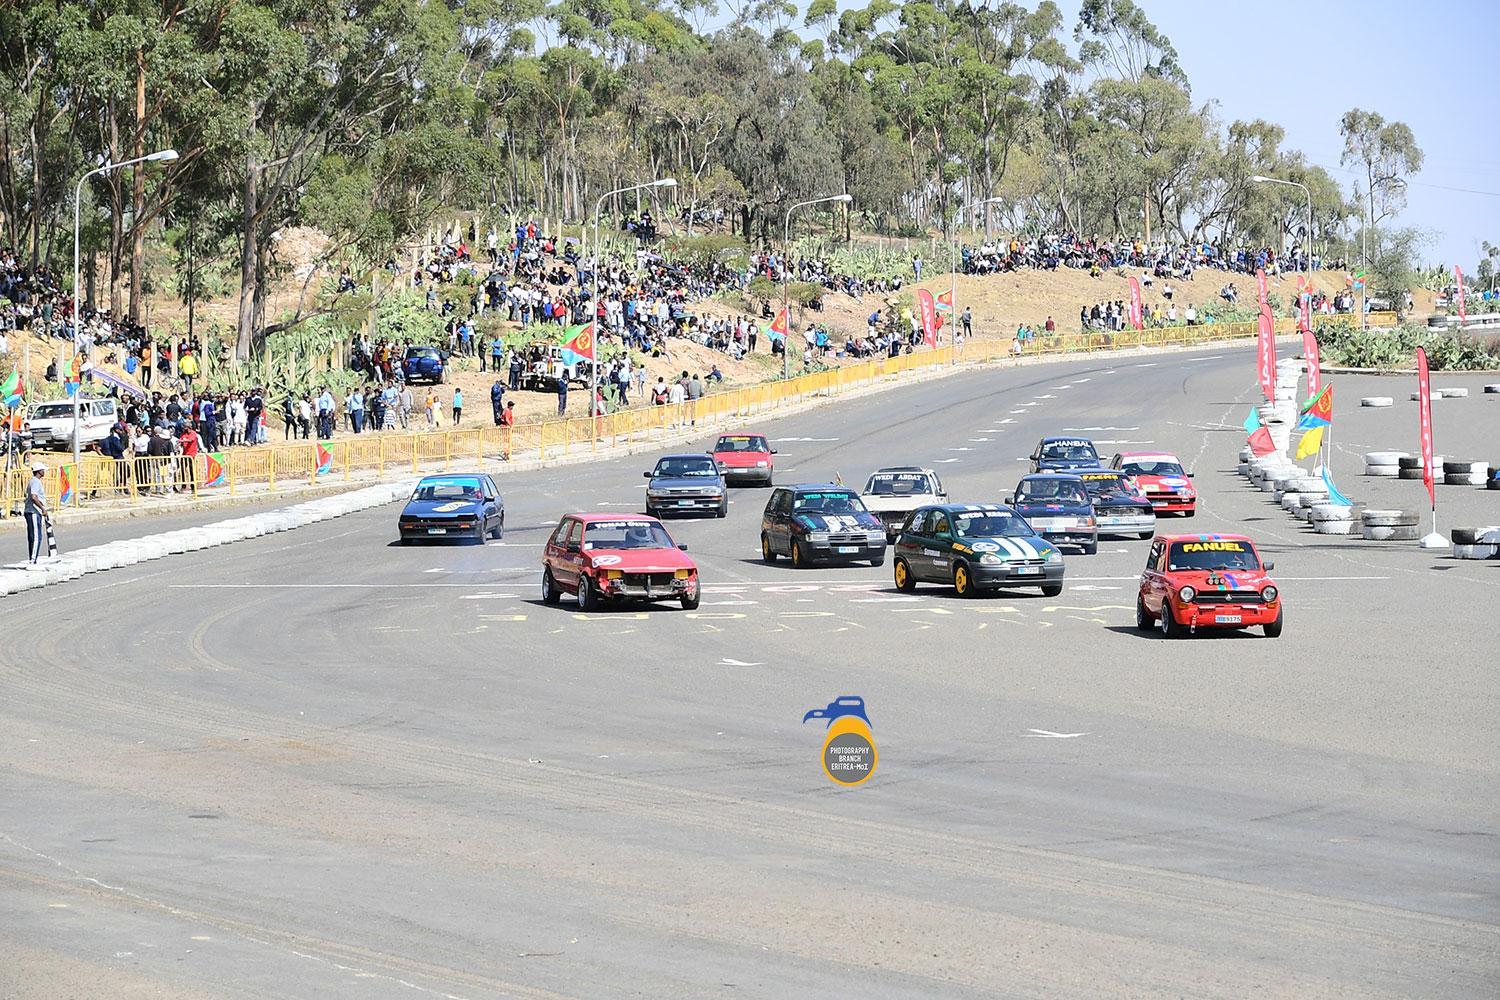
[1216,614,1241,624]
[837,546,858,554]
[1014,566,1041,575]
[426,528,446,535]
[677,500,693,506]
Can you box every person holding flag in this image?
[24,462,57,563]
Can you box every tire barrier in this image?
[1361,509,1421,528]
[1365,452,1407,466]
[1365,464,1399,477]
[1360,396,1393,407]
[1409,392,1441,402]
[1438,387,1469,398]
[1445,472,1489,486]
[1451,526,1500,559]
[1485,384,1500,394]
[1362,523,1421,541]
[0,479,417,597]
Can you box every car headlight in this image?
[1045,548,1062,561]
[674,569,692,579]
[979,553,1005,565]
[646,489,665,499]
[1178,585,1196,602]
[755,460,768,467]
[605,570,623,580]
[1261,586,1278,603]
[1084,516,1096,527]
[865,529,885,542]
[805,531,829,543]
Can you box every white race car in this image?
[860,467,947,540]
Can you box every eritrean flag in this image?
[203,452,225,488]
[0,369,19,408]
[1296,384,1333,430]
[315,441,333,476]
[1347,270,1368,290]
[766,308,789,343]
[59,464,74,505]
[559,322,594,366]
[936,289,953,312]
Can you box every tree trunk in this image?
[235,151,259,360]
[128,48,147,325]
[107,97,125,318]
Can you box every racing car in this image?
[860,467,947,541]
[711,432,776,486]
[1030,435,1102,473]
[644,453,728,518]
[1110,451,1197,516]
[541,513,700,611]
[1136,533,1281,638]
[760,484,887,567]
[892,503,1063,597]
[1075,468,1156,540]
[397,473,504,544]
[1007,473,1098,554]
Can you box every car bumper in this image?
[805,539,887,560]
[1034,528,1097,547]
[1096,513,1156,534]
[399,519,477,539]
[1146,494,1196,512]
[600,578,695,600]
[648,496,724,512]
[721,467,772,483]
[972,563,1064,588]
[1178,602,1277,628]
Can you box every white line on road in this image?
[1025,729,1089,739]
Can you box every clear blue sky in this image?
[1052,0,1498,270]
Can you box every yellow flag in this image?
[1295,426,1324,460]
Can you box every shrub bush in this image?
[1314,319,1500,370]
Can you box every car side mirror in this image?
[1263,560,1274,571]
[642,471,653,478]
[1004,495,1015,505]
[1186,471,1195,478]
[678,543,688,551]
[770,449,778,454]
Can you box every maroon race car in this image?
[541,513,701,611]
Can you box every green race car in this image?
[892,503,1064,597]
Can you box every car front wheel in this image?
[1160,601,1187,638]
[1264,606,1284,638]
[953,562,974,597]
[680,587,701,611]
[577,574,598,612]
[1041,582,1063,597]
[790,539,809,568]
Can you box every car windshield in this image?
[1167,540,1261,572]
[1041,441,1098,461]
[583,520,675,550]
[1124,459,1185,477]
[1016,480,1088,505]
[1077,472,1134,496]
[654,457,718,477]
[29,403,76,419]
[715,435,768,452]
[412,480,481,501]
[864,473,934,496]
[793,491,866,515]
[952,512,1032,538]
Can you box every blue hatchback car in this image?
[402,345,446,385]
[398,474,504,544]
[1008,473,1098,554]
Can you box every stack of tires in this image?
[1311,503,1359,535]
[1451,526,1500,559]
[1364,451,1405,477]
[1360,509,1421,541]
[1438,387,1469,398]
[1442,460,1489,486]
[1397,455,1443,480]
[1360,396,1394,408]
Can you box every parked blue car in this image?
[402,345,446,385]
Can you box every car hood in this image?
[585,548,697,573]
[1038,457,1098,470]
[795,511,882,532]
[1015,500,1092,518]
[959,535,1059,560]
[649,475,723,489]
[860,494,932,512]
[403,498,481,517]
[713,451,769,467]
[1164,568,1273,591]
[1136,474,1195,493]
[1090,490,1154,509]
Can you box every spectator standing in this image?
[23,462,56,563]
[452,387,463,425]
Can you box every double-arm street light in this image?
[591,178,676,418]
[1250,175,1313,279]
[783,194,853,380]
[72,149,178,468]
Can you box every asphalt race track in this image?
[2,343,1497,999]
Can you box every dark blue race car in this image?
[1008,473,1098,554]
[1030,435,1101,473]
[398,474,504,544]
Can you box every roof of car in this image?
[1018,471,1086,482]
[1115,451,1179,461]
[1159,532,1253,544]
[657,452,717,461]
[1039,435,1096,443]
[715,431,767,439]
[567,512,665,524]
[786,483,854,492]
[922,502,1013,513]
[874,466,929,473]
[416,473,484,485]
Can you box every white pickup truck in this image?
[26,397,119,450]
[860,466,947,540]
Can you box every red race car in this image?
[541,513,700,611]
[1137,533,1282,638]
[1111,451,1197,516]
[711,432,776,486]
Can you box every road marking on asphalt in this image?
[1135,362,1158,367]
[969,437,992,442]
[1044,604,1131,613]
[946,446,974,451]
[1033,395,1056,399]
[719,657,762,665]
[934,458,962,463]
[688,612,747,620]
[779,610,835,618]
[1063,426,1138,431]
[1009,409,1026,414]
[775,436,839,442]
[573,612,651,621]
[1069,585,1121,591]
[460,593,517,600]
[850,595,920,603]
[1071,377,1093,384]
[1025,729,1089,739]
[479,614,528,622]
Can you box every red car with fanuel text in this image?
[1110,451,1197,515]
[541,513,700,611]
[1137,533,1282,638]
[711,432,776,486]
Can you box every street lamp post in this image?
[72,149,178,471]
[1250,175,1313,279]
[950,197,1002,361]
[1360,177,1405,329]
[590,177,676,424]
[782,194,853,380]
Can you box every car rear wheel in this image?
[1264,606,1284,638]
[953,562,974,597]
[1138,530,1154,540]
[1135,594,1152,630]
[1160,601,1187,638]
[577,574,598,612]
[1183,507,1196,518]
[541,569,560,605]
[869,552,885,567]
[893,558,916,592]
[761,534,777,563]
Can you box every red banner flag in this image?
[1247,426,1276,457]
[1126,277,1144,330]
[917,289,937,347]
[1302,327,1321,401]
[1256,268,1269,312]
[1455,266,1467,326]
[1256,310,1276,401]
[1297,292,1311,334]
[1416,346,1435,510]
